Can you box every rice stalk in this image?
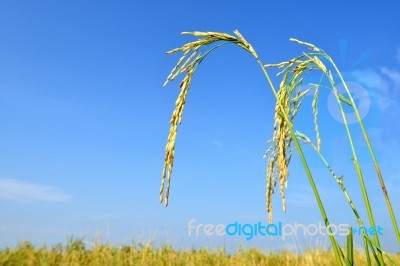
[285,39,400,263]
[258,55,344,265]
[262,43,392,264]
[160,31,375,265]
[325,53,400,248]
[295,129,375,262]
[264,59,315,222]
[295,131,363,225]
[160,31,258,206]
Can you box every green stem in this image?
[299,133,375,263]
[299,134,362,224]
[252,55,343,265]
[325,70,384,265]
[328,58,400,247]
[365,235,400,266]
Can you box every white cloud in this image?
[379,67,400,114]
[346,68,400,114]
[345,66,400,147]
[381,67,400,85]
[0,178,72,202]
[348,68,381,88]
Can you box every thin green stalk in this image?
[368,240,381,265]
[365,242,372,266]
[297,132,360,222]
[296,131,371,263]
[364,235,400,266]
[282,40,385,263]
[289,39,395,262]
[250,55,343,265]
[347,227,354,266]
[327,57,400,247]
[325,72,384,265]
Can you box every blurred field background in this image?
[1,239,400,266]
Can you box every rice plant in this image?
[1,240,400,265]
[160,30,400,265]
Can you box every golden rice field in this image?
[1,240,399,266]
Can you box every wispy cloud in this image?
[346,66,400,146]
[347,68,381,88]
[0,178,72,202]
[379,67,400,114]
[381,67,400,85]
[346,68,395,112]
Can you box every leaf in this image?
[339,95,353,106]
[346,227,354,266]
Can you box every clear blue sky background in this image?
[0,1,399,253]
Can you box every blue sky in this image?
[0,1,399,253]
